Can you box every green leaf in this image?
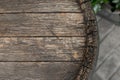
[93,4,102,13]
[116,3,120,9]
[90,0,120,13]
[112,0,119,3]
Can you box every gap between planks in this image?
[0,36,87,38]
[0,61,82,62]
[0,12,83,14]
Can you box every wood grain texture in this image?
[0,62,80,80]
[0,13,84,36]
[0,0,98,80]
[0,37,85,61]
[0,0,81,13]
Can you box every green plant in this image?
[91,0,120,13]
[110,0,120,12]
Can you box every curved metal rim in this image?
[88,16,100,80]
[76,0,100,80]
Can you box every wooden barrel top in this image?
[0,0,98,80]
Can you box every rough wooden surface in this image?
[0,37,85,61]
[0,0,98,80]
[0,13,84,36]
[0,0,81,13]
[0,62,80,80]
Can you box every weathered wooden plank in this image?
[0,62,80,80]
[0,13,85,36]
[0,0,81,13]
[0,37,85,61]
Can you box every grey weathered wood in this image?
[0,62,80,80]
[0,37,85,61]
[0,0,98,80]
[0,13,84,36]
[0,0,81,13]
